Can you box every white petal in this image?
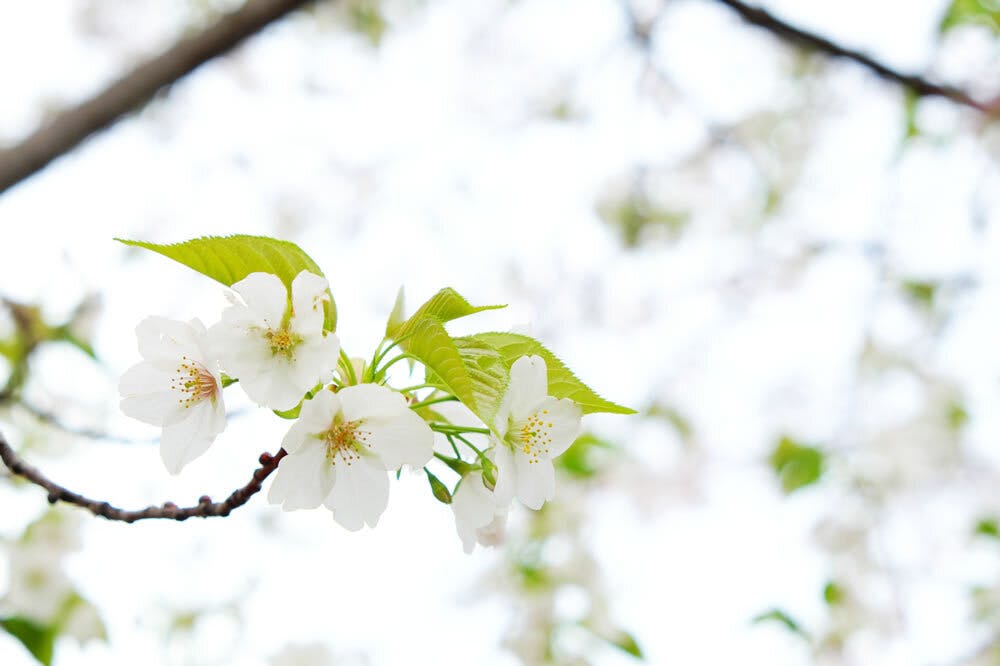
[281,390,339,454]
[290,271,329,335]
[231,272,287,329]
[507,355,548,421]
[492,441,516,506]
[119,363,185,427]
[324,457,389,531]
[337,383,408,421]
[239,359,309,411]
[159,401,226,475]
[288,333,340,393]
[533,397,582,458]
[267,441,336,510]
[135,316,203,366]
[361,409,434,470]
[514,453,555,510]
[452,474,496,554]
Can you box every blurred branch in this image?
[0,0,317,196]
[709,0,995,113]
[0,430,286,522]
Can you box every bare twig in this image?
[0,0,316,195]
[709,0,994,112]
[0,430,286,522]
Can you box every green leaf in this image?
[116,235,336,331]
[387,288,504,339]
[823,581,844,606]
[557,433,617,479]
[468,332,635,415]
[769,436,825,494]
[408,319,506,423]
[751,609,810,641]
[1,617,55,666]
[609,631,644,659]
[385,286,406,336]
[975,517,1000,539]
[940,0,1000,34]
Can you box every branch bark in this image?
[710,0,993,112]
[0,0,316,196]
[0,430,286,523]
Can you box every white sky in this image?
[0,0,998,664]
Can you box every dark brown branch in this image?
[0,0,316,196]
[0,430,286,523]
[710,0,993,112]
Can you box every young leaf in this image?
[469,332,635,415]
[769,436,824,494]
[1,617,55,666]
[116,235,337,330]
[385,286,406,336]
[387,288,504,339]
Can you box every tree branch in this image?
[0,430,286,523]
[709,0,993,112]
[0,0,316,196]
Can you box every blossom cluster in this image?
[119,261,602,551]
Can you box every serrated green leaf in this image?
[769,436,825,494]
[387,288,504,339]
[468,332,635,415]
[116,235,336,330]
[407,319,506,423]
[1,617,55,665]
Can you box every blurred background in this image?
[0,0,999,664]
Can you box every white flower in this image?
[119,317,226,474]
[211,271,340,411]
[452,472,508,553]
[492,355,582,510]
[268,383,434,531]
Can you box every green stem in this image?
[409,396,458,411]
[430,424,491,436]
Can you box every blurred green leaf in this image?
[975,517,1000,539]
[823,581,844,606]
[769,436,824,494]
[947,401,969,431]
[557,433,616,479]
[940,0,1000,34]
[1,617,55,666]
[347,0,387,46]
[752,608,809,640]
[601,195,689,248]
[901,280,937,309]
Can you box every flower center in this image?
[170,356,219,408]
[509,408,553,464]
[322,417,372,466]
[265,328,301,357]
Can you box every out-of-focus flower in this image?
[119,316,225,474]
[212,271,339,411]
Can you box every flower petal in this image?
[452,474,496,554]
[361,410,434,471]
[288,333,340,394]
[531,396,582,458]
[231,272,287,329]
[337,383,408,421]
[290,271,330,335]
[507,355,548,421]
[268,441,336,510]
[281,390,339,454]
[492,441,516,506]
[119,363,186,427]
[159,400,226,475]
[514,453,555,510]
[324,457,389,531]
